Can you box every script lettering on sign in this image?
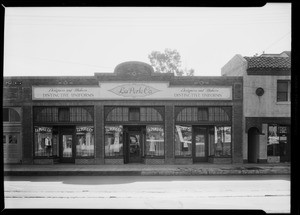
[32,87,101,100]
[173,88,227,99]
[108,84,161,98]
[32,83,232,100]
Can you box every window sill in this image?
[34,156,58,159]
[105,156,124,159]
[145,156,165,159]
[175,156,192,158]
[209,156,232,158]
[3,122,22,125]
[75,156,95,159]
[276,101,291,105]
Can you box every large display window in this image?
[105,125,123,157]
[267,124,280,156]
[76,126,94,157]
[267,124,289,157]
[213,126,231,157]
[145,125,164,156]
[175,125,192,156]
[34,126,58,157]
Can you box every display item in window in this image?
[215,137,223,156]
[149,135,156,152]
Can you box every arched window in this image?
[140,107,163,122]
[106,107,129,122]
[3,108,21,122]
[176,107,231,122]
[34,107,93,122]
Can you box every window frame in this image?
[277,80,291,102]
[104,125,124,158]
[105,106,164,123]
[33,106,94,124]
[212,125,232,157]
[174,124,193,157]
[175,106,232,124]
[3,108,21,123]
[75,126,95,158]
[267,124,289,157]
[33,126,58,158]
[145,125,165,157]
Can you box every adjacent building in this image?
[3,61,243,165]
[221,51,291,163]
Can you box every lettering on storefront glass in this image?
[34,126,52,133]
[76,126,94,133]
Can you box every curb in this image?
[4,169,290,176]
[4,171,142,176]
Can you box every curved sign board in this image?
[32,82,232,100]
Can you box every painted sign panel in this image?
[32,82,232,100]
[32,86,101,100]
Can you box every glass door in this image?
[193,126,208,162]
[128,132,142,163]
[60,132,75,163]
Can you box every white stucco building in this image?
[221,51,291,163]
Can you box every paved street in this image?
[4,175,290,213]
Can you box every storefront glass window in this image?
[145,125,164,156]
[8,134,18,144]
[267,125,280,156]
[105,125,123,157]
[214,126,231,157]
[175,125,192,156]
[278,126,288,157]
[76,126,94,157]
[34,126,58,157]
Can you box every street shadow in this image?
[4,174,290,185]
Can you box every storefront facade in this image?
[221,52,291,163]
[3,61,243,164]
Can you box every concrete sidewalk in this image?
[3,163,290,176]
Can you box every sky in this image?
[3,3,291,77]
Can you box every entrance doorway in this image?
[124,126,144,163]
[193,126,208,162]
[248,127,259,163]
[59,127,75,163]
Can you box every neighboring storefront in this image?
[3,61,243,164]
[3,107,22,163]
[221,51,291,163]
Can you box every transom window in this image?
[140,107,163,121]
[3,108,21,122]
[129,107,140,121]
[105,107,163,122]
[34,107,93,123]
[176,107,231,122]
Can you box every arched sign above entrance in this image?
[32,82,232,100]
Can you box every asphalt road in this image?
[4,175,290,213]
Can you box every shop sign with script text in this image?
[32,82,232,100]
